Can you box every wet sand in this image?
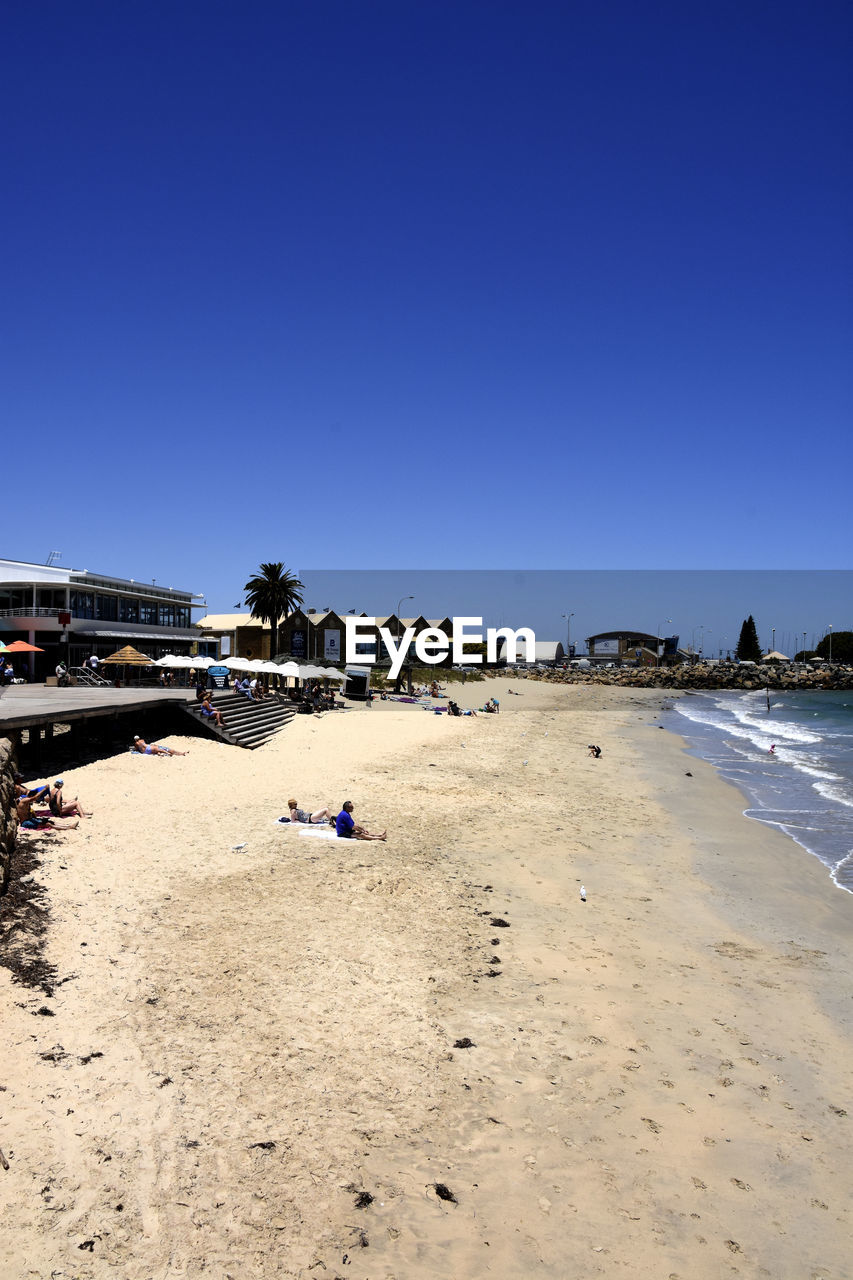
[1,678,850,1278]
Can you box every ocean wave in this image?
[666,693,853,894]
[830,849,853,894]
[813,779,853,810]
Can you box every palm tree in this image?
[243,563,304,660]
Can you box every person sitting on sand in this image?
[14,773,50,804]
[16,792,79,831]
[587,744,602,758]
[200,694,225,727]
[132,736,188,757]
[335,800,386,842]
[49,780,92,819]
[286,798,334,824]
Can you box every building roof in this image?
[0,557,200,603]
[586,630,660,643]
[196,613,264,630]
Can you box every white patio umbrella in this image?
[322,668,345,681]
[277,661,300,679]
[223,656,251,671]
[255,660,282,673]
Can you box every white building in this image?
[498,639,565,666]
[0,556,209,676]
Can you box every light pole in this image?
[771,627,775,656]
[828,624,833,664]
[657,618,672,666]
[562,612,574,662]
[396,595,414,679]
[396,594,414,631]
[802,630,807,661]
[700,628,711,659]
[691,625,703,662]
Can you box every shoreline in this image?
[1,678,850,1278]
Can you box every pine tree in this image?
[735,615,762,663]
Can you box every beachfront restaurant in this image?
[0,556,210,680]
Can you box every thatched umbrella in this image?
[100,645,153,665]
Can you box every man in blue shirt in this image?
[335,800,386,841]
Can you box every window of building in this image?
[96,594,118,621]
[176,606,190,628]
[140,601,158,625]
[0,589,31,612]
[37,589,67,610]
[119,597,139,623]
[71,590,95,619]
[159,603,176,628]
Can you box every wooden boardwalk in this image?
[0,685,194,734]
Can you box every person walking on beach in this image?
[335,800,386,841]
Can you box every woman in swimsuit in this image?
[287,798,333,824]
[49,780,92,818]
[132,737,188,756]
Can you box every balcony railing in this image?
[0,606,62,618]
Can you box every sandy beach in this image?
[1,677,851,1279]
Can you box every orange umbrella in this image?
[2,640,45,652]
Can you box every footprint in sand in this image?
[642,1117,662,1133]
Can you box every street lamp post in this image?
[828,624,833,664]
[802,630,807,661]
[657,618,672,667]
[396,595,414,684]
[691,625,703,662]
[771,627,775,655]
[562,612,574,662]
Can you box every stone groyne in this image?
[514,664,853,692]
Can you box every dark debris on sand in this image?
[0,840,57,996]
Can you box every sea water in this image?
[664,689,853,895]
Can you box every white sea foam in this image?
[830,849,853,894]
[813,779,853,809]
[668,690,853,894]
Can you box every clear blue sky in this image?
[3,2,851,601]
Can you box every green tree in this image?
[816,630,853,665]
[244,563,304,660]
[735,615,762,663]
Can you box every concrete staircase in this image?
[182,691,297,749]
